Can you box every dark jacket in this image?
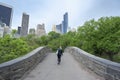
[57,48,63,56]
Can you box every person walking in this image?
[56,46,63,65]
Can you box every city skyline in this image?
[1,0,120,33]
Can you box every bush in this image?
[0,35,36,63]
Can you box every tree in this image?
[48,31,61,40]
[0,35,31,63]
[11,29,17,37]
[77,17,120,61]
[38,35,49,46]
[96,17,120,60]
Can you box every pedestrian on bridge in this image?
[56,46,63,65]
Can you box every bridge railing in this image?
[0,46,52,80]
[65,47,120,80]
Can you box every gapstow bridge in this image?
[0,47,120,80]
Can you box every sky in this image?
[1,0,120,33]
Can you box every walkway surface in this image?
[23,52,104,80]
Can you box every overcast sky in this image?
[1,0,120,32]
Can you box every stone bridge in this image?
[0,47,120,80]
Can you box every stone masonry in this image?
[0,47,52,80]
[65,47,120,80]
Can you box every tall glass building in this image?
[0,3,13,27]
[63,12,68,33]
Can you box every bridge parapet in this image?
[65,47,120,80]
[0,46,52,80]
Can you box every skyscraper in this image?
[20,13,29,36]
[36,23,46,37]
[56,24,62,33]
[0,3,13,27]
[52,25,56,32]
[4,26,11,35]
[17,26,21,34]
[63,12,68,33]
[55,12,68,34]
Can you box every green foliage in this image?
[48,39,61,51]
[47,31,61,51]
[48,31,60,39]
[22,34,39,49]
[0,34,38,63]
[39,35,49,45]
[77,17,120,61]
[11,29,17,37]
[47,31,76,51]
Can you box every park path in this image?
[23,52,103,80]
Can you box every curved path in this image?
[23,52,104,80]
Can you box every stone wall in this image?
[65,47,120,80]
[0,47,52,80]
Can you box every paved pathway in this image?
[23,52,104,80]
